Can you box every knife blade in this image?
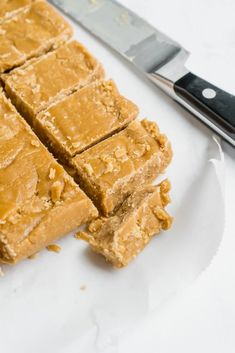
[50,0,235,147]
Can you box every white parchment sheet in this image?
[0,9,225,353]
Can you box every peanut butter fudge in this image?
[78,180,173,268]
[72,119,172,216]
[0,91,98,264]
[3,40,105,124]
[35,80,139,162]
[0,0,36,24]
[0,0,72,74]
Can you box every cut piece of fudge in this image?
[78,180,173,268]
[0,0,36,24]
[0,0,72,73]
[72,119,172,216]
[35,80,139,163]
[2,40,105,124]
[0,90,98,264]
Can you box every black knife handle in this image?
[174,72,235,145]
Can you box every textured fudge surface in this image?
[73,119,172,216]
[0,0,36,24]
[0,0,72,73]
[78,180,173,268]
[35,80,139,161]
[3,40,104,123]
[0,91,98,264]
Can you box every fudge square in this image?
[0,91,98,264]
[35,80,139,162]
[0,0,36,24]
[3,40,105,125]
[0,0,72,74]
[78,180,173,268]
[72,119,172,216]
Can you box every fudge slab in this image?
[0,0,36,24]
[35,80,139,162]
[0,0,72,74]
[72,119,172,216]
[0,91,98,264]
[78,180,173,268]
[3,40,105,124]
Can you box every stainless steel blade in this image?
[50,0,186,73]
[49,0,235,147]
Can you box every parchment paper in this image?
[0,11,225,353]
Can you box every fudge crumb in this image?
[153,206,172,230]
[88,218,104,233]
[133,143,146,158]
[84,163,93,177]
[5,244,17,258]
[0,267,4,277]
[8,214,20,224]
[72,141,81,149]
[31,140,40,147]
[158,134,167,150]
[51,181,64,202]
[80,284,86,291]
[114,146,126,159]
[160,179,171,206]
[49,168,56,180]
[1,53,10,59]
[75,231,91,241]
[141,119,160,140]
[104,160,114,174]
[32,84,40,94]
[46,244,61,253]
[74,233,80,240]
[28,253,38,260]
[145,144,151,151]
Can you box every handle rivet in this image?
[202,88,216,99]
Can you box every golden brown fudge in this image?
[35,80,139,162]
[72,119,172,216]
[0,0,36,24]
[3,40,105,124]
[0,0,72,74]
[78,180,173,268]
[0,90,98,264]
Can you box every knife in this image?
[50,0,235,147]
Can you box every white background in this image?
[119,0,235,352]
